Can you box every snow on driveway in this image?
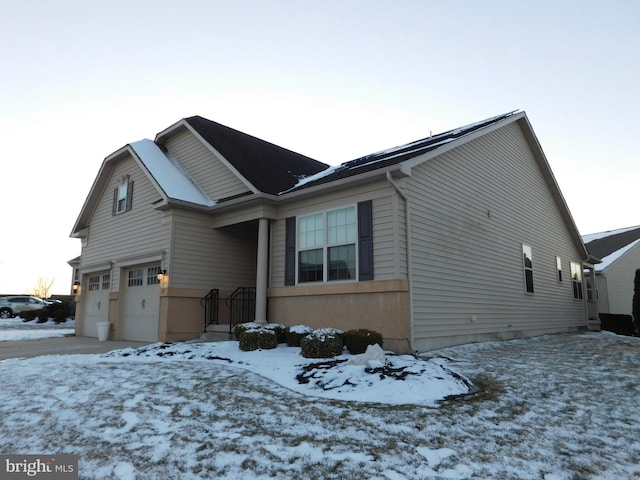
[0,332,639,479]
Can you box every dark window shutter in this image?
[125,181,134,211]
[285,216,296,285]
[358,200,374,281]
[112,188,118,216]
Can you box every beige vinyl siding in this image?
[601,243,640,315]
[169,210,257,290]
[80,155,170,289]
[269,180,407,287]
[407,121,586,348]
[163,128,250,201]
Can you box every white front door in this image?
[122,265,161,342]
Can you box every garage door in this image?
[122,265,161,342]
[82,272,111,338]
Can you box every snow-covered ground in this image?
[0,317,75,341]
[0,327,639,479]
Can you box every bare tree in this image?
[29,277,55,299]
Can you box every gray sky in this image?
[1,0,638,294]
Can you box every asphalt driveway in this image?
[0,336,149,361]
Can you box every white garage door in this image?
[122,265,161,342]
[82,272,111,338]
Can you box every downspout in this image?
[386,171,416,353]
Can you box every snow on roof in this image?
[129,140,216,207]
[279,164,345,194]
[594,238,640,271]
[581,225,640,244]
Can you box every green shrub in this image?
[53,309,69,324]
[343,329,384,354]
[45,301,69,317]
[234,322,286,342]
[262,323,287,343]
[21,310,38,322]
[233,322,263,340]
[239,328,278,351]
[300,329,344,358]
[35,309,50,323]
[286,325,314,347]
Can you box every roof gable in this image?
[183,116,329,195]
[583,226,640,270]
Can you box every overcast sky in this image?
[1,0,638,295]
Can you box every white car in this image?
[0,296,47,318]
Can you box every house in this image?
[70,110,597,352]
[582,226,640,316]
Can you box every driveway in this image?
[0,335,149,361]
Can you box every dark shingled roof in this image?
[285,111,518,193]
[583,227,640,260]
[184,116,329,195]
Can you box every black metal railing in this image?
[225,287,256,333]
[201,289,220,332]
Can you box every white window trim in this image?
[296,205,359,285]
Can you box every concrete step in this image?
[200,331,234,342]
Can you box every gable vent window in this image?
[112,178,134,215]
[522,244,534,294]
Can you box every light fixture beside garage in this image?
[157,269,167,281]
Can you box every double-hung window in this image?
[112,177,134,215]
[570,262,583,299]
[298,206,357,283]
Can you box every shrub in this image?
[45,301,70,317]
[262,323,287,343]
[600,313,635,336]
[35,309,50,323]
[343,329,384,354]
[300,329,344,358]
[53,309,69,324]
[239,328,278,351]
[286,325,314,347]
[21,310,38,322]
[233,322,263,340]
[234,322,287,342]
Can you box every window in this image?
[522,244,534,293]
[571,262,583,299]
[101,274,110,290]
[112,178,134,215]
[297,206,357,283]
[147,266,161,285]
[88,275,100,291]
[556,256,562,282]
[128,269,144,287]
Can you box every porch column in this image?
[255,217,269,323]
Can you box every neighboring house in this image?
[70,111,596,352]
[582,226,640,316]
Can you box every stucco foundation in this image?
[268,280,411,353]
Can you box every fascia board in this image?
[516,115,589,261]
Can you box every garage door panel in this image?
[122,266,160,342]
[82,271,111,337]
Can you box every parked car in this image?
[0,296,47,318]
